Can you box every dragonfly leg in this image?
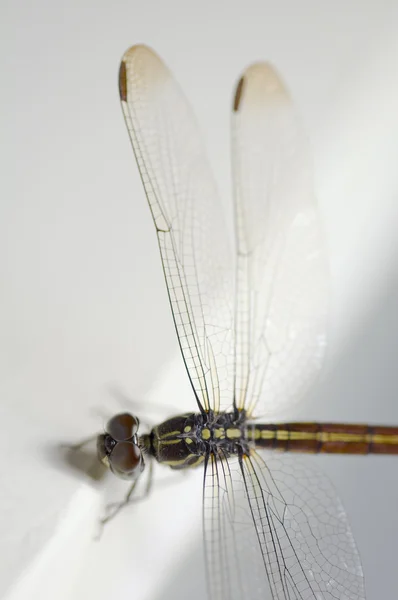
[97,460,190,539]
[99,459,154,530]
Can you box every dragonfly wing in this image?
[120,46,235,413]
[203,450,365,600]
[203,451,270,600]
[232,63,328,419]
[242,451,365,599]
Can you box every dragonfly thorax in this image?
[143,410,249,470]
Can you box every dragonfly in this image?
[94,45,398,600]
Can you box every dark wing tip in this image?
[119,60,128,102]
[233,76,245,112]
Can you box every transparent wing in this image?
[119,45,235,413]
[203,451,269,600]
[203,451,365,600]
[232,64,328,419]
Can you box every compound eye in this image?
[109,441,142,478]
[106,413,139,441]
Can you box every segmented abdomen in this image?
[248,422,398,454]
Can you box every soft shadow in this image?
[307,257,398,424]
[45,440,108,483]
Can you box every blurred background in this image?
[2,1,398,599]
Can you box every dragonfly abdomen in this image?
[249,422,398,454]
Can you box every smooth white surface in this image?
[2,1,398,599]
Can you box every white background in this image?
[2,1,398,599]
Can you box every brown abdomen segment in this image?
[249,422,398,454]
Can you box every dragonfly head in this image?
[97,412,144,480]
